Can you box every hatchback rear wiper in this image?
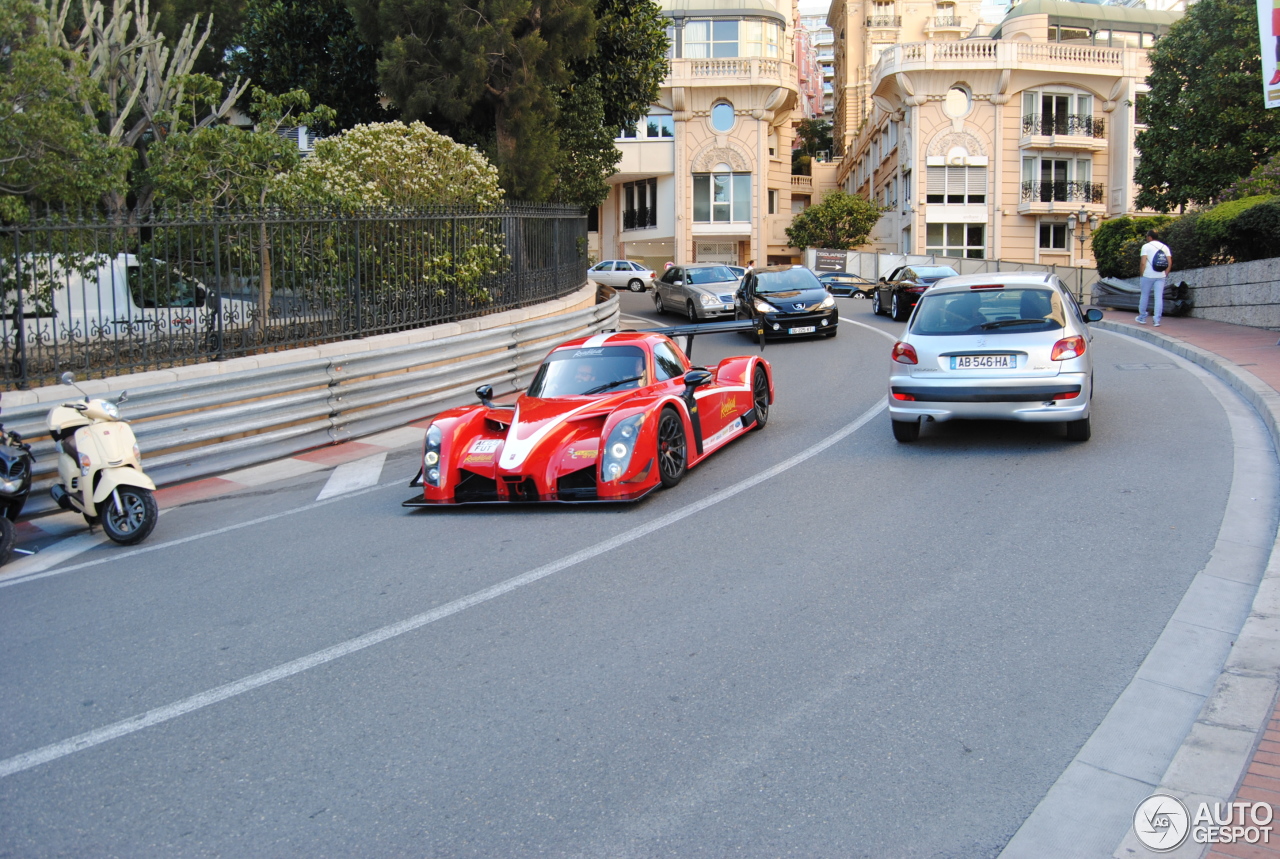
[583,375,644,394]
[980,318,1051,329]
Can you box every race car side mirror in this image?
[475,384,494,407]
[682,369,713,389]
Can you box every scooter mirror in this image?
[59,371,75,386]
[118,391,129,404]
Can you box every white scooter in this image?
[47,372,158,545]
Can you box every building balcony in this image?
[867,15,902,27]
[666,57,797,90]
[873,40,1149,81]
[1016,181,1106,214]
[613,139,675,182]
[924,15,965,34]
[791,175,814,191]
[1019,114,1106,150]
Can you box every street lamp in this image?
[1066,207,1100,264]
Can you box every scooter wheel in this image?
[0,516,15,567]
[100,487,158,545]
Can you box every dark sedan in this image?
[818,272,876,298]
[736,266,838,339]
[871,264,959,321]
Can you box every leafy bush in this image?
[1091,215,1171,278]
[1157,211,1212,272]
[1197,195,1277,262]
[1224,198,1280,261]
[1221,153,1280,202]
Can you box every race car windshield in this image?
[910,288,1064,336]
[527,345,648,397]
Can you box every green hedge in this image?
[1092,215,1171,278]
[1093,196,1279,276]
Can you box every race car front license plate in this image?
[951,354,1016,369]
[789,326,816,334]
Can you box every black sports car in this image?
[818,272,876,298]
[736,266,838,339]
[870,264,959,321]
[1091,278,1193,317]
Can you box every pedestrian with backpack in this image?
[1138,230,1172,327]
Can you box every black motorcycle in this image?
[0,404,34,566]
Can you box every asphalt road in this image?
[0,292,1243,857]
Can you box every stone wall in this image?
[1182,258,1280,330]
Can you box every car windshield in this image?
[906,266,959,279]
[754,269,822,294]
[526,345,647,397]
[687,266,736,285]
[909,288,1065,335]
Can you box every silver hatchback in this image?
[887,272,1103,442]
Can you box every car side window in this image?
[653,341,686,381]
[661,268,678,284]
[596,262,615,272]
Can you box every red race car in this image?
[404,321,773,505]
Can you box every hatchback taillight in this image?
[1050,336,1086,361]
[892,342,918,364]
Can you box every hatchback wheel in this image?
[892,418,920,442]
[1065,415,1091,441]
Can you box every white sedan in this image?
[587,260,656,292]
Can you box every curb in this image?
[1096,321,1280,858]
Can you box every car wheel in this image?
[892,418,920,442]
[891,293,908,322]
[99,486,159,545]
[852,292,867,299]
[1065,415,1091,442]
[657,407,688,488]
[872,291,883,315]
[628,278,644,292]
[751,365,769,430]
[686,300,698,322]
[653,291,665,315]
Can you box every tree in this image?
[153,0,245,77]
[785,191,882,250]
[578,0,668,132]
[230,0,390,130]
[551,79,621,208]
[0,0,132,220]
[1135,0,1280,211]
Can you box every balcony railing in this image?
[931,16,962,27]
[1019,181,1105,204]
[1020,114,1106,138]
[866,15,902,26]
[623,206,657,231]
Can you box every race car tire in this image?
[628,279,644,292]
[657,407,688,488]
[751,365,769,430]
[686,300,698,322]
[892,418,921,442]
[872,291,883,315]
[653,292,665,315]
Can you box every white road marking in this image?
[1,531,109,579]
[0,397,888,780]
[315,453,387,501]
[222,458,326,488]
[839,316,899,343]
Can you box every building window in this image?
[1134,93,1150,126]
[1039,222,1068,250]
[943,85,971,118]
[645,114,675,138]
[1021,90,1100,137]
[768,189,778,214]
[1020,156,1100,203]
[693,172,751,222]
[624,178,658,230]
[710,102,736,132]
[683,19,778,59]
[792,193,810,214]
[588,206,599,233]
[926,223,985,258]
[925,166,987,204]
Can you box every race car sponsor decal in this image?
[569,447,599,460]
[501,400,602,469]
[463,452,495,465]
[719,398,739,419]
[470,439,502,453]
[571,348,605,358]
[703,417,743,450]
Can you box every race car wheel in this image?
[751,365,769,431]
[657,407,688,488]
[872,291,883,315]
[653,292,665,315]
[686,300,698,322]
[628,278,644,292]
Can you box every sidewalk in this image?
[1100,312,1280,858]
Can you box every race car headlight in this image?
[818,294,836,309]
[699,293,718,306]
[423,424,443,487]
[753,299,776,314]
[602,414,644,482]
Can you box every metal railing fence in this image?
[1,204,588,389]
[1020,113,1106,138]
[1019,180,1106,204]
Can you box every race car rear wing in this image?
[640,318,763,360]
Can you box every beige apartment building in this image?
[593,0,810,269]
[839,0,1179,265]
[827,0,986,157]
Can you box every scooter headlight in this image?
[0,478,20,494]
[601,414,644,482]
[100,401,119,419]
[132,443,141,462]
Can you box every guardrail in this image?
[3,290,619,516]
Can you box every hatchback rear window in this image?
[909,289,1064,335]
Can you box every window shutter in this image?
[926,166,946,195]
[966,167,987,196]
